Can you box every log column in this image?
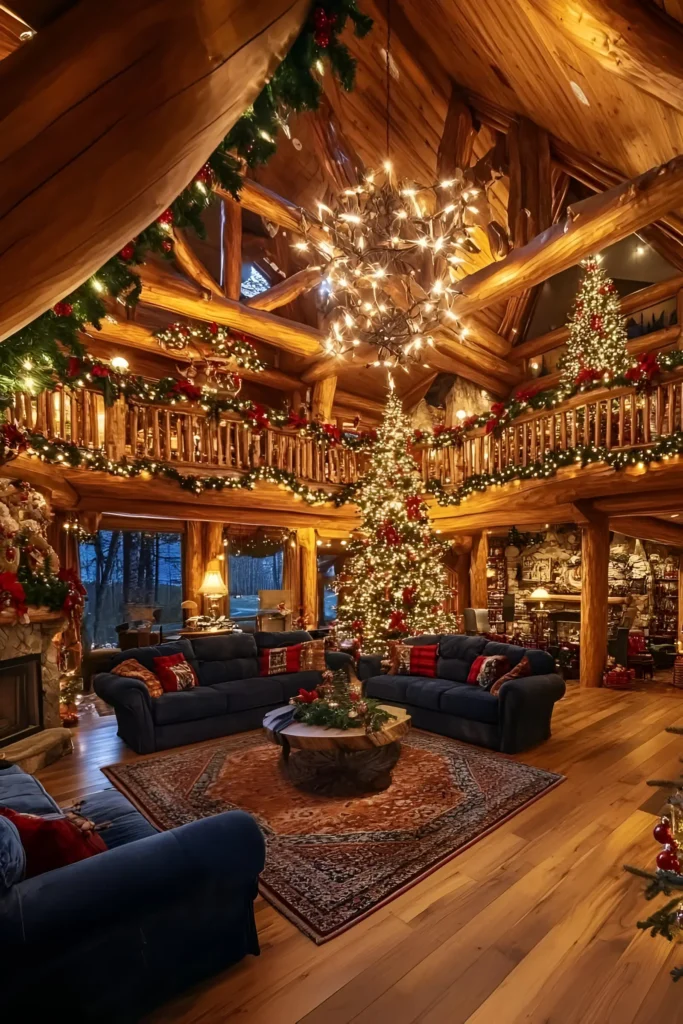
[183,520,204,609]
[282,531,300,616]
[311,377,337,422]
[203,521,227,617]
[580,511,610,687]
[297,527,318,629]
[470,532,489,609]
[221,198,243,300]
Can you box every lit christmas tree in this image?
[560,256,630,388]
[335,389,454,654]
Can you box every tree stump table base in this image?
[283,742,402,796]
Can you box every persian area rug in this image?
[102,730,563,943]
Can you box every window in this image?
[240,263,271,299]
[79,531,183,647]
[229,550,283,621]
[318,554,338,624]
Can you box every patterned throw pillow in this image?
[153,653,198,693]
[111,658,163,698]
[490,655,531,697]
[390,642,439,678]
[466,654,510,690]
[0,807,107,878]
[260,639,327,676]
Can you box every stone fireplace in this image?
[0,653,43,747]
[0,612,64,735]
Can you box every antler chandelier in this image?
[297,166,485,368]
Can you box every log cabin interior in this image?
[5,1,683,1021]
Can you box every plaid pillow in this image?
[466,654,510,689]
[390,642,439,678]
[490,655,531,696]
[153,653,198,693]
[111,658,163,698]
[259,643,304,676]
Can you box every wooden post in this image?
[507,117,552,247]
[579,509,610,688]
[677,558,683,650]
[202,521,227,617]
[183,520,204,610]
[297,527,318,630]
[282,532,300,616]
[455,550,471,617]
[221,198,243,300]
[470,532,489,609]
[311,376,337,422]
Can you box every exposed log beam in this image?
[335,390,385,417]
[88,315,304,392]
[245,268,322,311]
[173,230,221,294]
[139,262,322,357]
[309,93,363,193]
[221,197,242,301]
[399,372,438,412]
[449,157,683,318]
[429,345,509,397]
[431,503,586,532]
[435,335,522,385]
[595,490,683,515]
[436,86,477,181]
[512,275,683,362]
[0,0,307,342]
[609,515,683,548]
[507,117,552,247]
[528,0,683,115]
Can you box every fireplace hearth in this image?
[0,654,43,748]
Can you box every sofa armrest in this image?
[94,672,155,753]
[497,672,566,754]
[325,651,354,674]
[358,653,383,681]
[0,810,265,949]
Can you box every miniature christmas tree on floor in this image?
[335,387,453,654]
[625,725,683,981]
[560,256,630,389]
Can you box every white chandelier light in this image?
[297,165,486,369]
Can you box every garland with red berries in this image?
[0,2,372,405]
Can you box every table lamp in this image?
[198,559,228,619]
[530,587,550,609]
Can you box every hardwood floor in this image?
[37,685,683,1024]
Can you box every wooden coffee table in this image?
[263,706,411,795]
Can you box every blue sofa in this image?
[359,635,565,753]
[0,764,265,1023]
[95,630,352,754]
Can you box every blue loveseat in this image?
[0,764,265,1022]
[95,630,352,754]
[359,635,565,754]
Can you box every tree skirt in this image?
[102,729,563,943]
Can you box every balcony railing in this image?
[8,389,367,487]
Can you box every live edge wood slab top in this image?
[262,706,411,752]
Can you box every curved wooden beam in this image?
[528,0,683,114]
[0,0,308,341]
[245,268,322,311]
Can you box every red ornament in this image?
[66,356,82,378]
[654,820,674,845]
[348,691,360,702]
[119,243,135,261]
[589,313,603,332]
[377,520,401,546]
[53,301,73,318]
[157,208,174,226]
[194,163,214,186]
[388,610,407,632]
[209,321,219,335]
[351,619,363,632]
[405,495,423,521]
[313,6,336,46]
[402,586,417,607]
[91,365,110,379]
[296,688,318,704]
[161,239,173,253]
[657,847,681,873]
[5,547,15,561]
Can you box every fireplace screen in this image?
[0,654,42,748]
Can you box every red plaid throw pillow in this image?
[259,643,304,676]
[466,654,510,689]
[153,653,198,693]
[490,655,531,696]
[390,643,439,677]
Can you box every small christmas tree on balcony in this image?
[335,388,453,654]
[560,256,630,389]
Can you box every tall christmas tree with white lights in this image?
[335,390,453,654]
[560,256,630,388]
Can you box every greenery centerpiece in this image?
[290,669,393,733]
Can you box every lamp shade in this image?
[198,559,228,598]
[530,587,550,599]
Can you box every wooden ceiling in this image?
[7,0,683,415]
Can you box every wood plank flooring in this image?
[36,684,683,1024]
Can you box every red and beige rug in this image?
[103,730,563,943]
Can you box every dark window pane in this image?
[79,531,183,647]
[229,550,283,620]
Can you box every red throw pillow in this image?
[490,655,532,697]
[391,643,439,678]
[153,652,198,693]
[467,655,510,689]
[0,807,107,878]
[259,643,304,676]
